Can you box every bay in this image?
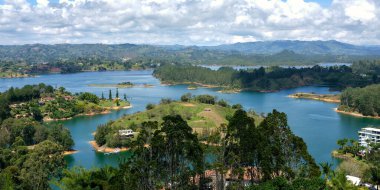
[1,70,379,168]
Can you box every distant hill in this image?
[202,40,380,55]
[0,40,379,65]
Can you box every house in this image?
[346,175,361,186]
[358,127,380,147]
[119,129,134,138]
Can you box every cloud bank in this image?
[0,0,379,45]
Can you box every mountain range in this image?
[0,40,379,65]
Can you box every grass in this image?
[110,101,262,135]
[289,92,340,103]
[99,99,130,108]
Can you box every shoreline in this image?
[63,150,79,155]
[89,141,130,153]
[43,104,133,121]
[288,93,340,103]
[334,108,380,119]
[88,84,154,88]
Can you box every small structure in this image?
[358,127,380,147]
[119,129,134,138]
[346,175,361,186]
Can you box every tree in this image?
[180,93,192,102]
[101,92,105,100]
[48,124,74,150]
[337,138,348,152]
[116,88,119,99]
[365,167,380,190]
[320,162,333,180]
[124,93,127,100]
[78,92,99,104]
[257,110,320,181]
[146,103,155,110]
[108,89,112,100]
[95,123,109,146]
[20,140,65,190]
[224,109,258,186]
[151,115,203,189]
[30,106,43,122]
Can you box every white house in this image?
[346,175,361,186]
[119,129,134,138]
[358,127,380,147]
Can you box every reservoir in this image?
[1,70,379,168]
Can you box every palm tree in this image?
[320,162,333,180]
[337,138,348,152]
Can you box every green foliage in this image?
[145,103,155,110]
[246,177,326,190]
[195,94,216,104]
[339,84,380,116]
[108,89,112,100]
[180,93,192,102]
[160,98,173,104]
[154,64,376,92]
[0,140,66,190]
[61,116,204,190]
[352,60,380,75]
[0,83,54,122]
[95,99,245,147]
[217,99,229,107]
[78,92,100,104]
[0,117,74,149]
[48,124,74,150]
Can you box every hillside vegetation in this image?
[339,84,380,117]
[1,41,380,76]
[95,94,261,148]
[154,63,377,92]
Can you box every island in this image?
[153,62,377,92]
[3,84,131,122]
[88,82,154,88]
[288,84,380,119]
[92,94,262,152]
[288,93,340,103]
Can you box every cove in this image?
[1,70,380,169]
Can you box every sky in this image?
[0,0,379,45]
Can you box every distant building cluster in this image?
[358,127,380,147]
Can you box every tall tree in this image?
[108,89,112,100]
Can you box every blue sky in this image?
[0,0,378,45]
[305,0,332,7]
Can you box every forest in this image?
[2,43,380,77]
[339,84,380,116]
[154,61,379,92]
[0,85,75,189]
[0,84,130,121]
[59,108,330,189]
[54,107,367,189]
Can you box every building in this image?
[346,175,361,186]
[119,129,134,138]
[358,127,380,147]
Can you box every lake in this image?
[1,70,379,169]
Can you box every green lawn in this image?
[110,101,262,134]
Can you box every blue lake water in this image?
[1,70,378,169]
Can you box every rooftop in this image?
[360,127,380,132]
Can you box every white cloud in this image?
[0,0,379,45]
